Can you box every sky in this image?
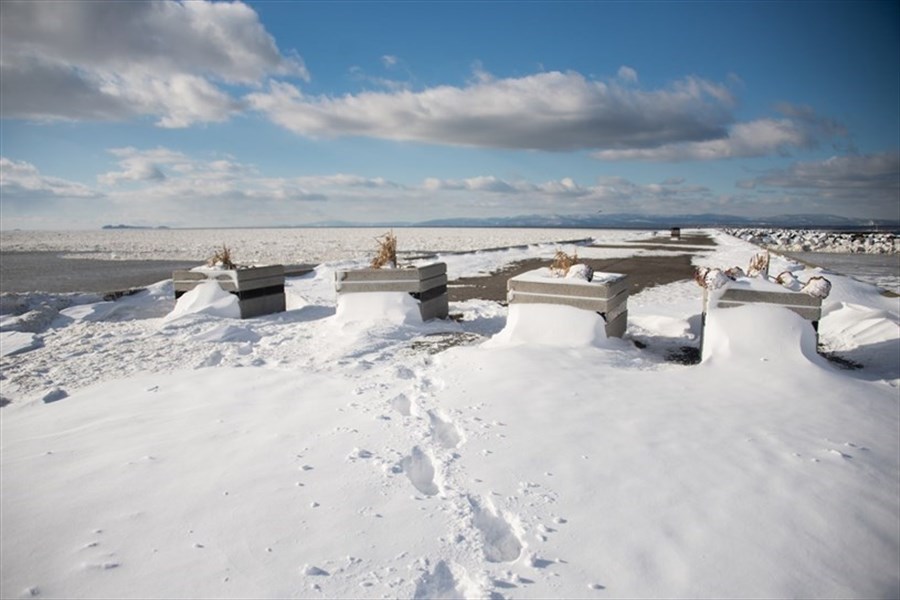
[1,0,898,230]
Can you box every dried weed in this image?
[371,230,398,269]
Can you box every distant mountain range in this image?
[102,224,171,230]
[306,213,900,230]
[104,214,899,231]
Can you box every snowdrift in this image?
[2,229,898,599]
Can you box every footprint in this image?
[412,561,465,600]
[198,350,223,368]
[428,411,462,449]
[401,447,439,496]
[468,496,522,563]
[390,393,411,417]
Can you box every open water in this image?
[0,252,200,294]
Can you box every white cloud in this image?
[381,55,399,68]
[593,118,814,161]
[348,65,412,92]
[6,147,725,228]
[0,0,305,127]
[742,153,900,192]
[421,176,592,196]
[0,157,102,199]
[21,145,892,228]
[617,65,638,83]
[98,147,187,185]
[247,70,735,151]
[731,153,900,219]
[294,174,402,189]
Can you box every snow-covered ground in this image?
[1,229,899,599]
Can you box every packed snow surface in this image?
[1,229,898,599]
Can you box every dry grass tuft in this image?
[206,244,237,270]
[747,251,770,278]
[371,230,398,269]
[550,249,578,275]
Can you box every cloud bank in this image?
[4,147,897,228]
[247,71,736,151]
[744,153,899,192]
[0,1,849,162]
[738,153,900,214]
[0,0,305,127]
[0,157,102,200]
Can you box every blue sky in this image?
[1,0,898,229]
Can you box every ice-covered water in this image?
[779,251,900,295]
[3,227,897,294]
[0,227,612,264]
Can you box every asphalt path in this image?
[449,233,710,303]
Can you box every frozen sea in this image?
[1,227,897,294]
[0,228,608,293]
[779,251,899,295]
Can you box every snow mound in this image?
[0,331,42,357]
[334,291,423,325]
[192,324,261,344]
[58,282,176,324]
[823,302,900,349]
[702,304,820,365]
[60,301,120,322]
[163,281,240,323]
[485,303,610,348]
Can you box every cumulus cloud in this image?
[617,65,638,83]
[733,153,900,218]
[294,174,402,189]
[0,0,305,127]
[4,149,732,227]
[96,147,329,203]
[0,157,102,199]
[247,70,735,151]
[593,103,852,162]
[593,118,816,161]
[741,153,900,192]
[99,147,183,185]
[423,176,590,196]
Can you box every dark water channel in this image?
[0,252,201,294]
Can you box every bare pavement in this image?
[0,233,714,299]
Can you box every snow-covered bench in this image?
[703,282,823,323]
[701,277,824,353]
[173,265,286,319]
[334,262,449,321]
[506,268,629,338]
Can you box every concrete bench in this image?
[506,268,629,338]
[173,265,286,319]
[702,282,823,323]
[701,278,823,352]
[334,262,449,321]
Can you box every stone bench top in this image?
[510,267,626,287]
